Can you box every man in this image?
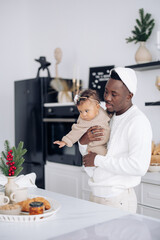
[79,67,152,213]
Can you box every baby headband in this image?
[74,94,87,104]
[74,94,100,105]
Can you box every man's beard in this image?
[106,109,115,118]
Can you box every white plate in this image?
[0,195,61,222]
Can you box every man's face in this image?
[104,78,132,115]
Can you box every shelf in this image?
[145,101,160,106]
[125,61,160,71]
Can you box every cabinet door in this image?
[45,162,82,198]
[138,205,160,219]
[142,183,160,209]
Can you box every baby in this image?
[54,89,110,156]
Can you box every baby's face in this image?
[77,100,100,121]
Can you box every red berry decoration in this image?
[0,140,27,177]
[6,150,16,176]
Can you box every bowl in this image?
[0,204,21,215]
[148,163,160,172]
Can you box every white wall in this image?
[0,0,160,150]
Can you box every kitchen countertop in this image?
[0,188,160,240]
[142,172,160,185]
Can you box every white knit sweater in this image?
[79,105,152,198]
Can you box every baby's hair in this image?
[76,89,100,106]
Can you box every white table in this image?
[0,188,160,240]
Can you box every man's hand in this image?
[79,125,104,145]
[83,152,97,167]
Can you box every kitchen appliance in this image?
[43,103,82,166]
[15,57,52,189]
[14,57,83,188]
[14,76,78,188]
[14,77,47,188]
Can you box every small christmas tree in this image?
[0,140,27,176]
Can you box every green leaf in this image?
[15,157,25,168]
[0,158,8,175]
[1,152,7,160]
[136,19,142,28]
[14,167,23,177]
[4,140,10,154]
[126,8,155,44]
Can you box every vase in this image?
[135,42,152,64]
[5,176,19,203]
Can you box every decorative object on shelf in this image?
[126,8,155,63]
[50,48,63,93]
[155,76,160,90]
[54,48,63,76]
[49,48,82,103]
[72,65,81,96]
[0,140,27,200]
[135,41,152,63]
[35,56,51,78]
[58,91,72,103]
[50,48,73,103]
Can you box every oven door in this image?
[43,118,82,166]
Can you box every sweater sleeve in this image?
[62,120,88,147]
[94,116,152,176]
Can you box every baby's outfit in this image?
[62,107,110,156]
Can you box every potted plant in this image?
[0,140,27,197]
[126,8,155,63]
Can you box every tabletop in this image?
[0,188,160,240]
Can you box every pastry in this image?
[150,142,160,164]
[18,198,33,212]
[17,197,51,212]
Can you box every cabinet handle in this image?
[147,192,160,200]
[43,118,77,122]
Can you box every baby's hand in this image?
[53,140,66,148]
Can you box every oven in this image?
[43,104,82,166]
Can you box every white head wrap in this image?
[110,67,137,95]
